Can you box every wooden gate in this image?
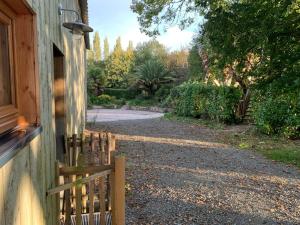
[47,132,125,225]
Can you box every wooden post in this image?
[111,135,116,151]
[75,179,82,225]
[106,132,112,164]
[64,176,72,225]
[72,134,78,166]
[112,156,125,225]
[99,133,105,165]
[108,151,115,211]
[99,177,106,225]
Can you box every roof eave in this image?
[79,0,91,49]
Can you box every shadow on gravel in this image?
[88,119,300,225]
[127,194,298,225]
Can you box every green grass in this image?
[127,98,159,107]
[164,113,224,129]
[221,129,300,168]
[261,148,300,167]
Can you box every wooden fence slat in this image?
[99,133,105,165]
[89,180,95,225]
[75,176,82,225]
[65,176,72,225]
[72,134,78,166]
[106,132,112,164]
[111,135,116,151]
[99,177,106,225]
[82,175,88,213]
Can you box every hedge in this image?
[103,88,139,100]
[252,92,300,139]
[165,81,242,123]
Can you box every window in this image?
[0,9,18,134]
[0,22,12,106]
[0,1,40,135]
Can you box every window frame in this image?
[0,6,18,134]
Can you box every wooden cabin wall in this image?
[0,0,87,225]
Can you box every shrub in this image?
[96,94,115,105]
[165,81,241,123]
[90,94,125,107]
[252,92,300,139]
[135,59,173,96]
[103,88,139,100]
[154,85,173,102]
[128,98,158,107]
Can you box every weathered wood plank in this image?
[48,170,112,196]
[75,176,82,225]
[99,177,106,225]
[60,165,113,176]
[88,180,95,225]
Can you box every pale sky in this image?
[88,0,196,51]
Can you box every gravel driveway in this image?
[88,117,300,225]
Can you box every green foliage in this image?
[104,37,110,60]
[87,63,106,96]
[188,45,204,80]
[103,88,139,100]
[105,37,134,88]
[95,94,114,105]
[135,59,173,96]
[252,92,300,139]
[165,81,242,123]
[154,85,173,102]
[89,94,125,107]
[166,49,189,83]
[131,0,300,139]
[131,0,200,36]
[127,98,158,107]
[134,40,168,68]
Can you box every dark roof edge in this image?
[79,0,91,49]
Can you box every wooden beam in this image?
[47,170,112,196]
[59,165,113,176]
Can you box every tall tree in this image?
[127,41,134,54]
[105,37,134,87]
[126,41,134,60]
[188,45,204,80]
[93,32,101,62]
[87,50,94,65]
[167,49,189,82]
[104,37,110,60]
[134,39,168,68]
[114,36,123,55]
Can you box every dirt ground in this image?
[88,117,300,225]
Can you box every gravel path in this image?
[89,118,300,225]
[87,109,163,122]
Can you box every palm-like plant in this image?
[135,59,173,96]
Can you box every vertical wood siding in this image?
[0,0,87,224]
